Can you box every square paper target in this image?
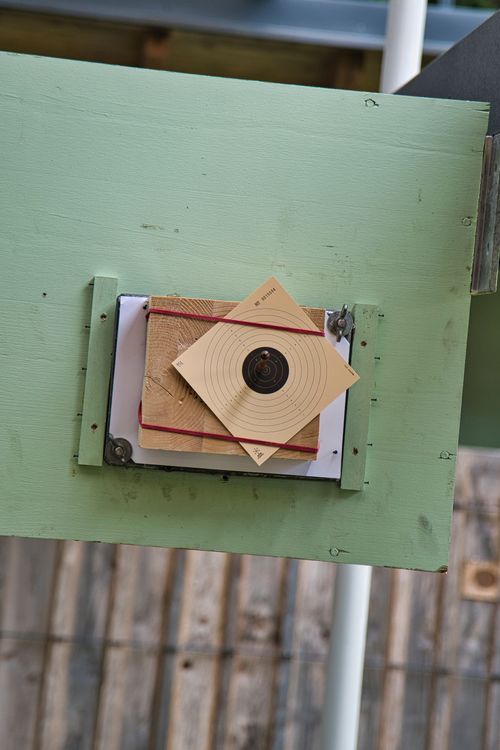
[171,277,358,465]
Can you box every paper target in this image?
[173,277,358,465]
[203,309,330,436]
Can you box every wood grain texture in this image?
[93,545,172,750]
[448,455,499,750]
[283,560,334,750]
[222,555,286,749]
[37,541,116,750]
[0,10,381,90]
[166,550,228,750]
[140,295,322,458]
[0,539,58,750]
[0,52,488,568]
[357,566,392,750]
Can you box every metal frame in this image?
[0,0,492,55]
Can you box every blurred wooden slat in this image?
[222,555,286,750]
[377,568,414,750]
[0,10,144,66]
[212,554,242,750]
[399,570,440,748]
[37,541,116,750]
[458,450,500,750]
[0,9,382,92]
[166,550,229,750]
[426,507,467,750]
[358,566,392,750]
[449,455,499,750]
[0,538,58,750]
[94,545,172,750]
[282,560,334,750]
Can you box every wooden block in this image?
[139,295,323,460]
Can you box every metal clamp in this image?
[104,435,133,466]
[327,304,354,342]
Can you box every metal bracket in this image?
[471,134,500,294]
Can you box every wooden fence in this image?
[0,447,498,749]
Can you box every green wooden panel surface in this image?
[0,52,488,570]
[460,291,500,449]
[341,305,379,491]
[78,276,118,466]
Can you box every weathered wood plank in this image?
[223,555,286,749]
[377,569,413,750]
[450,455,500,747]
[426,506,467,750]
[282,560,335,750]
[165,550,228,750]
[37,541,116,750]
[399,569,440,748]
[93,545,172,750]
[212,554,242,750]
[0,538,58,750]
[147,549,186,750]
[358,566,392,750]
[0,10,376,90]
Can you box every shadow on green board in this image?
[460,291,500,448]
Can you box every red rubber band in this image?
[146,307,325,336]
[138,403,318,455]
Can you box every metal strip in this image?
[340,304,379,491]
[78,276,118,466]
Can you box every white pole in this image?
[320,3,427,749]
[380,0,428,94]
[320,565,372,750]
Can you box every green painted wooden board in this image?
[460,291,500,449]
[0,52,488,570]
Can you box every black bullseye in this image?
[242,347,289,394]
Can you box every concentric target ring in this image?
[203,307,329,435]
[242,347,289,394]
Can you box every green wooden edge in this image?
[78,276,118,466]
[340,304,380,491]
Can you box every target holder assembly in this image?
[98,278,376,482]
